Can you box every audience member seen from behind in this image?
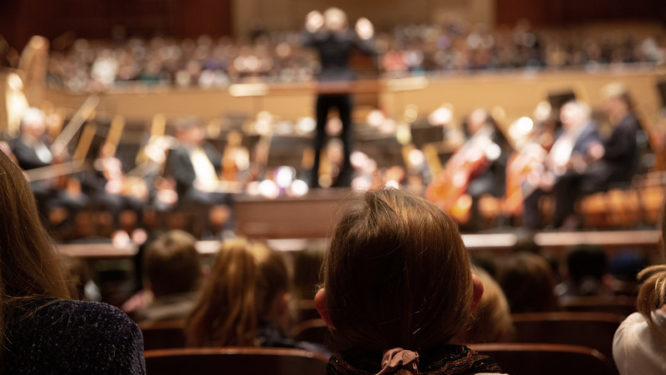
[497,252,560,313]
[613,211,666,375]
[555,244,610,297]
[460,267,515,344]
[134,230,202,323]
[186,238,327,354]
[315,189,504,374]
[0,151,145,374]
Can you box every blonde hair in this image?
[0,151,70,343]
[463,267,514,343]
[322,189,473,351]
[636,205,666,328]
[185,238,289,347]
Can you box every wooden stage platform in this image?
[57,189,661,259]
[57,229,660,259]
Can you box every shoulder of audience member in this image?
[15,299,146,374]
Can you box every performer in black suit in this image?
[581,83,641,193]
[166,118,230,207]
[523,101,603,229]
[303,8,375,188]
[10,108,56,218]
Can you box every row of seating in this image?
[143,344,615,375]
[140,311,627,374]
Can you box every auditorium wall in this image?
[232,0,495,38]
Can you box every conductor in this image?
[303,8,375,188]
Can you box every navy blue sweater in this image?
[2,299,146,374]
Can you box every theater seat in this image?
[139,320,186,351]
[510,312,623,365]
[144,347,329,375]
[470,343,616,375]
[291,318,330,347]
[560,295,636,316]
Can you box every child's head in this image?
[143,230,201,298]
[497,252,559,313]
[316,189,482,352]
[186,238,290,347]
[461,267,514,343]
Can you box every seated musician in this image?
[580,83,641,193]
[166,117,232,208]
[523,101,602,229]
[10,107,88,222]
[86,143,147,241]
[462,108,511,228]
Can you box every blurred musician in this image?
[580,83,641,193]
[303,7,376,188]
[166,118,230,207]
[426,108,510,228]
[522,101,602,229]
[10,108,56,218]
[10,107,88,223]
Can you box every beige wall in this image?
[233,0,495,38]
[43,68,666,135]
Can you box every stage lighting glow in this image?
[407,149,425,167]
[350,151,368,169]
[509,116,534,139]
[485,143,502,161]
[385,179,400,189]
[258,179,280,199]
[351,175,372,191]
[275,166,296,188]
[366,109,384,127]
[297,117,316,133]
[7,73,23,90]
[289,179,309,196]
[428,106,453,126]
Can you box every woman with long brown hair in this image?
[315,189,503,374]
[186,238,326,353]
[0,151,145,374]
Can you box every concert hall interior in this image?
[1,1,666,374]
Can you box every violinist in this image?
[426,108,510,229]
[462,109,511,228]
[522,101,602,229]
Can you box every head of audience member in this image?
[601,82,633,123]
[560,100,590,133]
[460,266,514,344]
[497,252,559,313]
[186,238,290,347]
[315,189,483,353]
[324,7,348,32]
[635,205,666,332]
[175,118,206,147]
[0,151,70,337]
[560,244,609,297]
[20,107,47,141]
[143,230,201,298]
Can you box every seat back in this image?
[291,319,330,348]
[470,343,616,375]
[144,347,329,375]
[560,295,636,316]
[510,312,623,364]
[139,320,186,351]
